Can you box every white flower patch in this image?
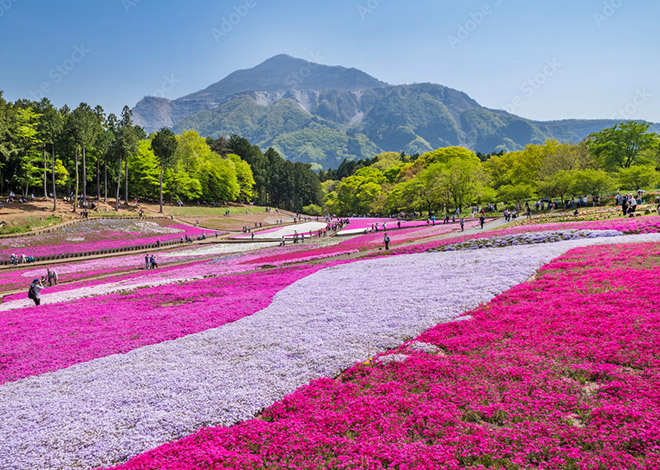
[160,242,279,258]
[429,229,623,252]
[132,221,182,234]
[0,233,659,469]
[235,222,327,239]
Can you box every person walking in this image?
[150,255,158,269]
[460,218,465,232]
[28,278,44,306]
[384,233,390,250]
[145,254,150,270]
[479,214,485,229]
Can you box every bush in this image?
[302,204,323,216]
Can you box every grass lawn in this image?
[166,205,272,217]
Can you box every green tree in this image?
[113,107,139,210]
[587,121,658,170]
[151,128,178,213]
[498,183,537,205]
[70,103,101,207]
[335,167,385,215]
[571,169,612,203]
[227,153,255,201]
[616,165,658,191]
[128,140,161,199]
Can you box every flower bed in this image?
[2,233,659,469]
[336,217,429,235]
[339,220,482,247]
[0,264,328,385]
[230,222,327,239]
[242,245,359,266]
[108,241,660,469]
[427,229,622,252]
[0,220,206,258]
[389,216,660,256]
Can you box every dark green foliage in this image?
[216,136,322,212]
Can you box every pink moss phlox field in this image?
[1,257,210,303]
[242,246,359,265]
[339,220,482,247]
[0,223,205,258]
[390,216,660,255]
[111,242,660,469]
[336,217,433,233]
[0,264,329,384]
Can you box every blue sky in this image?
[1,0,658,122]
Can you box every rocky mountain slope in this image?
[133,54,656,169]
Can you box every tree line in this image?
[322,121,660,216]
[0,91,323,213]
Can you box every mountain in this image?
[133,55,658,169]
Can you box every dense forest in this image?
[0,92,322,212]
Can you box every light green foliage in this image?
[302,204,323,216]
[335,167,386,214]
[164,162,202,201]
[416,146,476,168]
[129,140,161,197]
[497,183,537,204]
[571,169,612,199]
[53,159,68,187]
[616,164,658,191]
[174,130,242,202]
[197,153,240,201]
[537,171,575,200]
[371,152,403,171]
[539,141,594,179]
[227,153,255,201]
[587,121,658,170]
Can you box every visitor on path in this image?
[46,268,54,286]
[629,195,637,214]
[251,232,254,240]
[460,218,465,232]
[150,255,158,269]
[28,278,44,306]
[384,233,390,250]
[479,214,485,229]
[145,254,150,270]
[21,254,26,264]
[10,254,17,266]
